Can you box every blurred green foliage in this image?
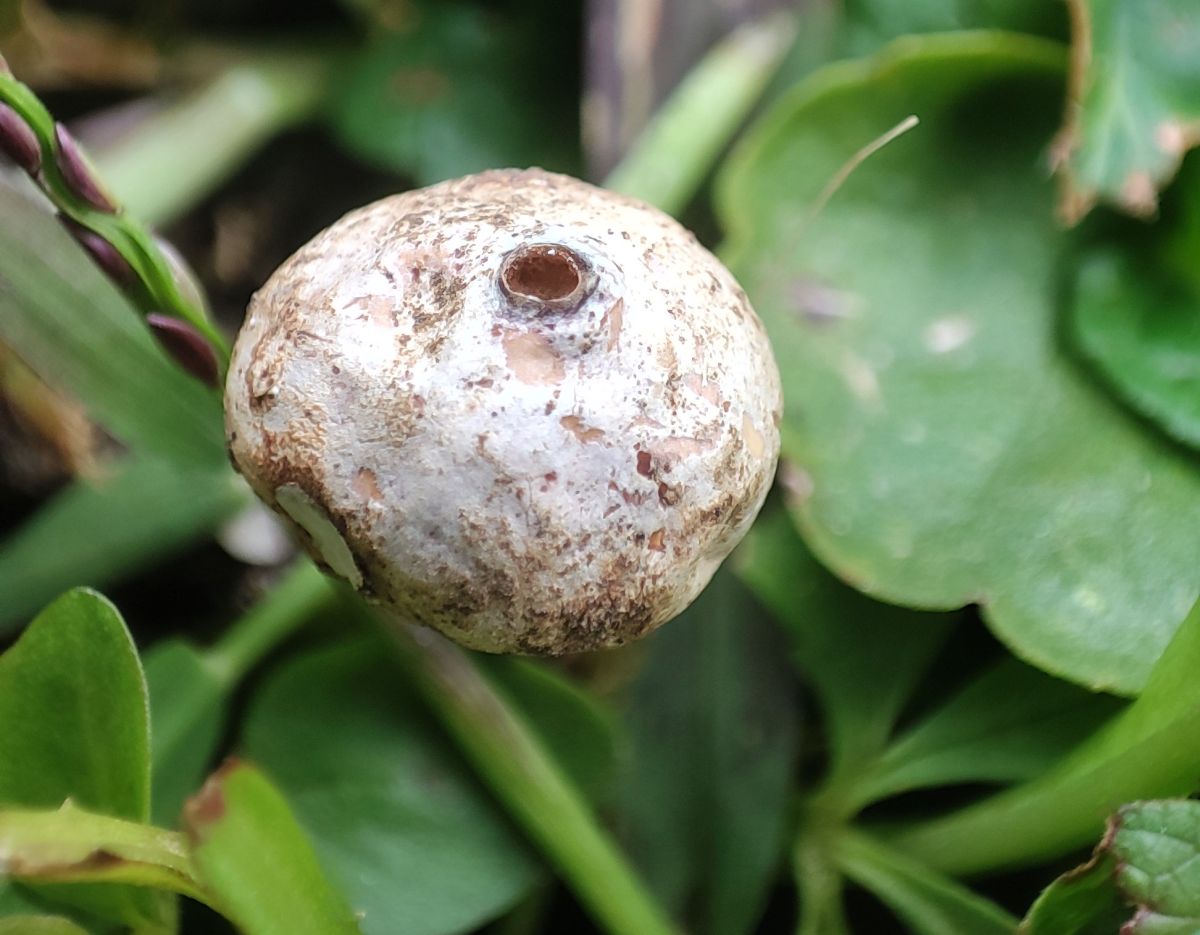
[1,0,1199,932]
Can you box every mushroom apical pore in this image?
[225,169,782,654]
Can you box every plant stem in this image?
[0,803,210,907]
[196,562,678,935]
[386,623,680,935]
[835,829,1018,933]
[603,11,796,217]
[888,600,1200,876]
[92,48,334,227]
[794,827,850,935]
[204,561,338,686]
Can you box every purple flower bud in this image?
[54,123,117,213]
[60,216,135,287]
[147,313,220,387]
[0,54,11,77]
[0,103,40,174]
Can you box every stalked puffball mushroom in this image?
[225,169,781,654]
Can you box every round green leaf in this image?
[1070,169,1200,448]
[718,32,1200,694]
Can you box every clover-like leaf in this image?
[144,639,229,826]
[718,31,1200,694]
[854,655,1121,810]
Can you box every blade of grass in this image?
[92,49,334,227]
[604,12,797,216]
[0,181,226,462]
[0,457,247,633]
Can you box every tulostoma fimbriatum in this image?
[225,168,781,654]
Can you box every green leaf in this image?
[1113,800,1200,932]
[184,761,361,935]
[0,456,247,633]
[0,589,149,819]
[1070,171,1200,448]
[241,637,600,935]
[1073,247,1200,449]
[855,656,1122,809]
[0,589,175,930]
[1021,851,1127,935]
[1055,0,1200,221]
[144,640,229,826]
[735,501,954,785]
[0,918,92,935]
[837,831,1016,935]
[0,881,46,920]
[0,803,204,904]
[893,600,1200,875]
[0,181,226,465]
[327,3,577,185]
[843,0,1064,53]
[604,13,799,218]
[1023,801,1200,934]
[614,567,799,935]
[718,31,1200,694]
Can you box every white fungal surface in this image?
[225,169,781,654]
